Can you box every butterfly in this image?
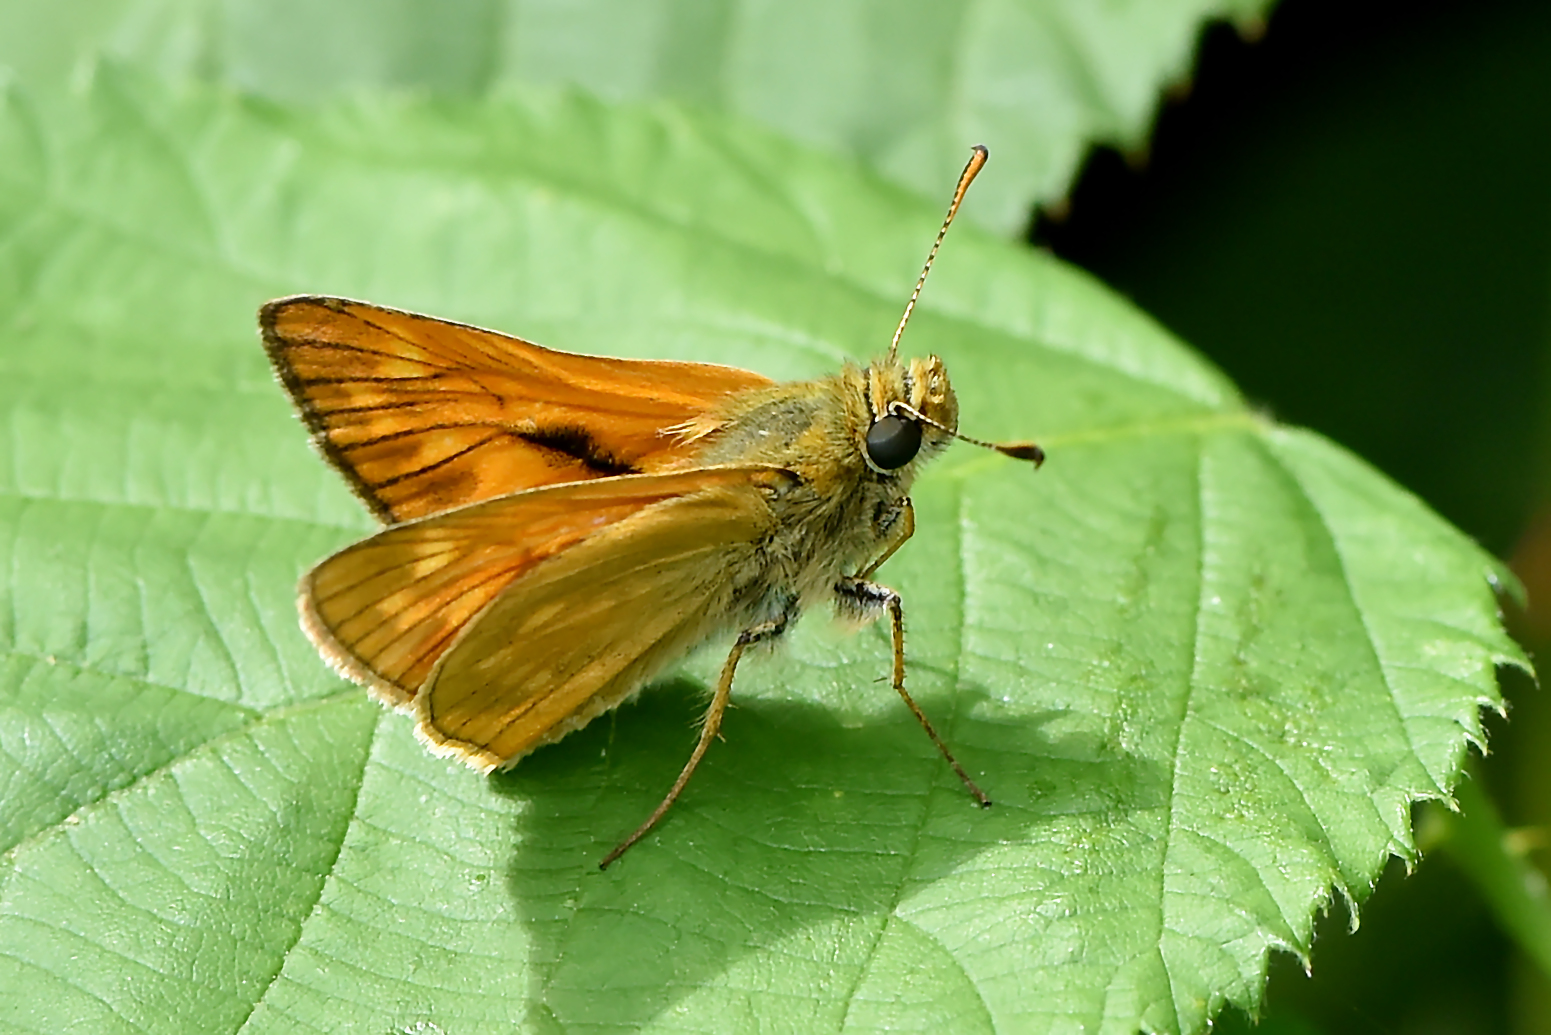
[262,146,1041,866]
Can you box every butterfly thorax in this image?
[675,355,958,626]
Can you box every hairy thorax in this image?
[676,357,958,634]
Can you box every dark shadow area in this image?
[488,674,1167,1030]
[1215,850,1509,1035]
[1036,0,1551,557]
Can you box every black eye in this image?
[865,414,922,470]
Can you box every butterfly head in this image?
[860,147,1042,476]
[861,355,958,474]
[860,352,1043,475]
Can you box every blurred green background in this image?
[1038,0,1551,1030]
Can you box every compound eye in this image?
[865,414,922,470]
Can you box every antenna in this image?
[890,402,1045,466]
[887,145,988,363]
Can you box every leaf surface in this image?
[0,70,1520,1034]
[0,0,1276,233]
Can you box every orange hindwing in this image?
[298,466,792,770]
[299,468,787,713]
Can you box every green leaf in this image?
[0,0,1277,234]
[0,68,1521,1033]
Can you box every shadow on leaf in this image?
[488,673,1168,1028]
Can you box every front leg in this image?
[833,576,992,808]
[858,497,915,580]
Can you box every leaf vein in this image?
[233,709,380,1032]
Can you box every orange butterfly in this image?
[263,146,1041,866]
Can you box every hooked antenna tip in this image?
[995,442,1046,467]
[887,145,991,362]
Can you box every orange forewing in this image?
[299,467,780,723]
[261,296,774,523]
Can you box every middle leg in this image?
[833,577,991,807]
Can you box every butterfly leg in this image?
[599,613,790,869]
[859,496,915,579]
[835,500,992,808]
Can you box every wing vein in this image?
[372,434,506,489]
